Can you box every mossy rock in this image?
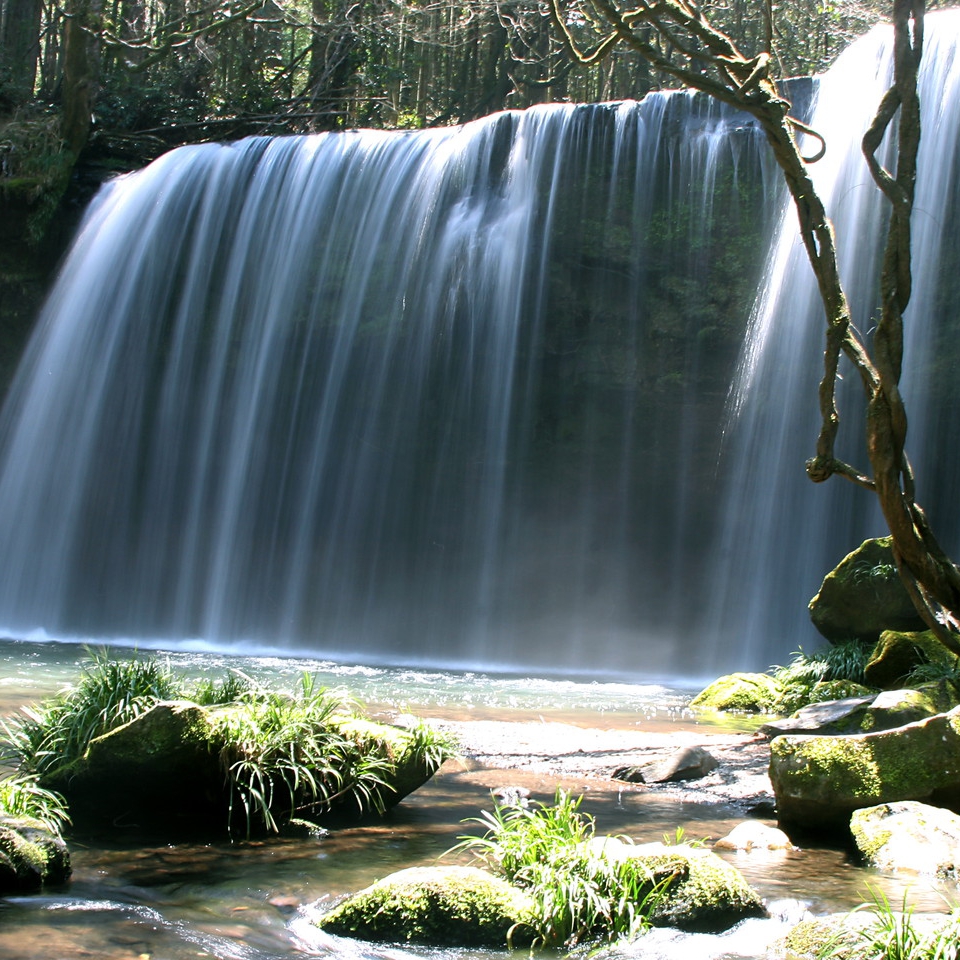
[850,800,960,877]
[44,700,226,833]
[44,701,446,837]
[0,815,71,893]
[864,630,957,689]
[605,841,766,932]
[775,915,861,959]
[316,866,537,946]
[808,538,925,644]
[856,688,943,732]
[770,706,960,834]
[690,673,782,713]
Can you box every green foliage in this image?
[213,676,396,837]
[818,886,960,960]
[2,649,181,776]
[452,789,669,947]
[771,641,874,713]
[190,671,253,705]
[0,774,70,834]
[906,657,960,687]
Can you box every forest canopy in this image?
[2,0,887,156]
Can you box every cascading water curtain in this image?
[0,93,774,679]
[706,10,960,674]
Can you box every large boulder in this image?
[850,801,960,877]
[44,701,445,837]
[770,706,960,834]
[316,866,537,946]
[0,815,71,893]
[45,700,224,833]
[690,673,782,712]
[808,538,926,644]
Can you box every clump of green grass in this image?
[2,648,181,776]
[213,675,397,837]
[0,773,70,833]
[819,886,960,960]
[771,641,873,714]
[451,789,669,947]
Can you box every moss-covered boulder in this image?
[317,866,537,946]
[44,701,447,837]
[850,800,960,877]
[808,538,926,644]
[770,706,960,834]
[0,815,71,893]
[601,840,766,932]
[44,700,225,833]
[864,630,957,689]
[690,673,782,712]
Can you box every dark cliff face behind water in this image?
[0,11,956,683]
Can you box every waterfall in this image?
[707,9,960,673]
[0,97,772,679]
[2,11,958,682]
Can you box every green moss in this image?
[771,708,960,828]
[690,673,782,712]
[0,816,71,892]
[620,844,765,933]
[317,866,537,946]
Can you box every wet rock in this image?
[850,800,960,877]
[713,821,795,852]
[808,537,925,644]
[608,841,767,932]
[316,865,536,946]
[0,815,71,893]
[613,745,718,784]
[760,695,877,737]
[770,706,960,834]
[690,673,782,712]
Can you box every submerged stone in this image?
[316,865,536,946]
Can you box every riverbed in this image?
[0,640,955,960]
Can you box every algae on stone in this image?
[690,673,782,713]
[317,865,537,946]
[770,706,960,832]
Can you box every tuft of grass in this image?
[0,773,70,834]
[213,675,396,838]
[190,671,254,705]
[451,789,670,947]
[771,641,873,713]
[819,886,960,960]
[2,648,181,776]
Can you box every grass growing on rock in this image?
[1,649,457,838]
[451,788,672,947]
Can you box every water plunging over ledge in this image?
[0,18,959,681]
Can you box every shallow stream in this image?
[0,640,955,960]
